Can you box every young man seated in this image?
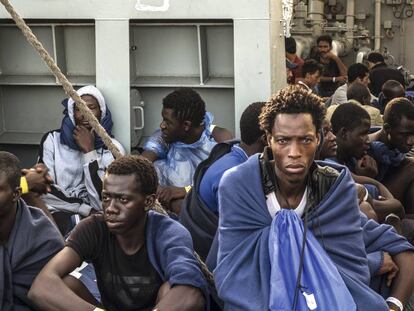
[330,103,404,222]
[375,79,406,114]
[318,119,408,281]
[327,82,383,126]
[0,152,64,310]
[367,52,405,98]
[296,59,322,92]
[331,63,376,106]
[214,85,414,310]
[141,88,232,213]
[39,85,125,221]
[180,102,266,261]
[28,156,207,311]
[369,97,414,217]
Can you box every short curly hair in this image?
[240,102,266,145]
[331,102,370,134]
[0,151,21,189]
[106,155,158,195]
[162,88,206,127]
[259,85,326,134]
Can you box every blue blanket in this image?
[214,156,412,310]
[0,200,64,310]
[70,210,210,310]
[144,112,217,187]
[146,211,209,306]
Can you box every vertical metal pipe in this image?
[375,0,381,50]
[270,0,287,92]
[346,0,355,41]
[308,0,324,36]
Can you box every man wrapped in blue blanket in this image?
[0,152,64,311]
[214,85,414,311]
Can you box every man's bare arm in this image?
[141,150,159,162]
[352,173,405,221]
[154,285,205,311]
[388,251,414,308]
[28,247,96,311]
[212,126,233,143]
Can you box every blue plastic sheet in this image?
[144,112,217,186]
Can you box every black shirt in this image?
[312,57,340,97]
[67,214,163,311]
[369,63,405,97]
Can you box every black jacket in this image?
[369,63,405,97]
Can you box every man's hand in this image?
[377,252,399,287]
[73,126,95,153]
[22,163,53,194]
[355,155,378,178]
[157,186,186,206]
[153,284,205,311]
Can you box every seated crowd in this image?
[2,33,414,311]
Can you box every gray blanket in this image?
[0,199,64,310]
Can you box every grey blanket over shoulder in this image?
[0,199,64,310]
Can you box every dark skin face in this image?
[317,40,331,60]
[304,70,321,89]
[0,173,21,244]
[385,116,414,153]
[319,119,337,159]
[159,108,189,143]
[358,72,370,87]
[339,119,371,159]
[286,68,294,84]
[73,94,102,130]
[102,174,155,237]
[267,113,320,187]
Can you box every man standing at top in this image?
[367,52,405,98]
[311,34,347,97]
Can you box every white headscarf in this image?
[67,85,106,125]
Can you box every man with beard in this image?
[310,34,347,97]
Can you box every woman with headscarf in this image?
[38,85,125,219]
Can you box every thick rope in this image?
[0,0,122,158]
[194,251,215,288]
[0,0,216,289]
